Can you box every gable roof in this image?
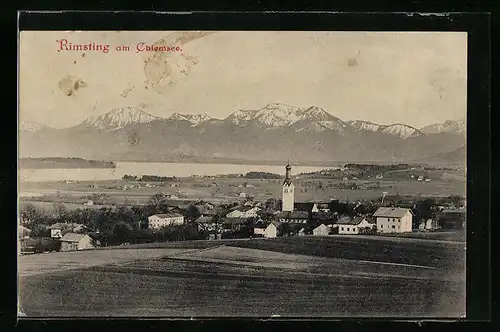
[278,211,309,219]
[60,233,89,242]
[373,207,411,218]
[149,213,183,219]
[313,224,328,230]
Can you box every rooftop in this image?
[149,213,183,218]
[373,207,411,218]
[60,233,89,242]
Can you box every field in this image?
[19,174,466,208]
[18,236,465,318]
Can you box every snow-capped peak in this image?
[168,112,213,126]
[419,119,466,134]
[226,103,346,132]
[380,124,422,139]
[347,120,422,139]
[226,109,259,125]
[82,107,160,131]
[19,121,46,132]
[347,120,382,132]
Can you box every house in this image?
[148,213,184,229]
[253,220,267,236]
[225,206,260,218]
[373,207,413,233]
[277,211,309,223]
[84,200,94,206]
[337,215,375,235]
[265,221,282,238]
[239,193,247,198]
[60,233,94,251]
[194,216,219,232]
[316,202,330,213]
[222,218,249,232]
[312,224,329,236]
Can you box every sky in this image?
[19,31,467,129]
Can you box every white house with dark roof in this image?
[337,215,375,235]
[373,207,413,233]
[148,213,184,229]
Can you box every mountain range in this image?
[19,103,466,164]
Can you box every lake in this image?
[19,162,331,183]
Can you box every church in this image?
[282,162,295,212]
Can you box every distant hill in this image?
[19,157,116,169]
[420,146,466,165]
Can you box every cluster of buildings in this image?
[19,220,97,253]
[183,164,429,239]
[145,164,463,239]
[19,163,466,253]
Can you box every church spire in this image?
[284,162,292,185]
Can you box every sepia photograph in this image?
[18,30,467,318]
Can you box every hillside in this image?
[421,146,466,165]
[19,157,117,169]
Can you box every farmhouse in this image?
[148,213,184,229]
[312,224,329,236]
[337,215,375,235]
[60,233,94,251]
[373,207,413,233]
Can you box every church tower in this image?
[282,162,295,212]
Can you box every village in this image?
[18,163,466,253]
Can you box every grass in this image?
[19,243,465,318]
[20,175,465,206]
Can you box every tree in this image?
[148,193,169,213]
[186,205,201,221]
[19,204,43,224]
[53,203,69,220]
[112,222,133,244]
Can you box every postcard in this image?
[18,30,467,318]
